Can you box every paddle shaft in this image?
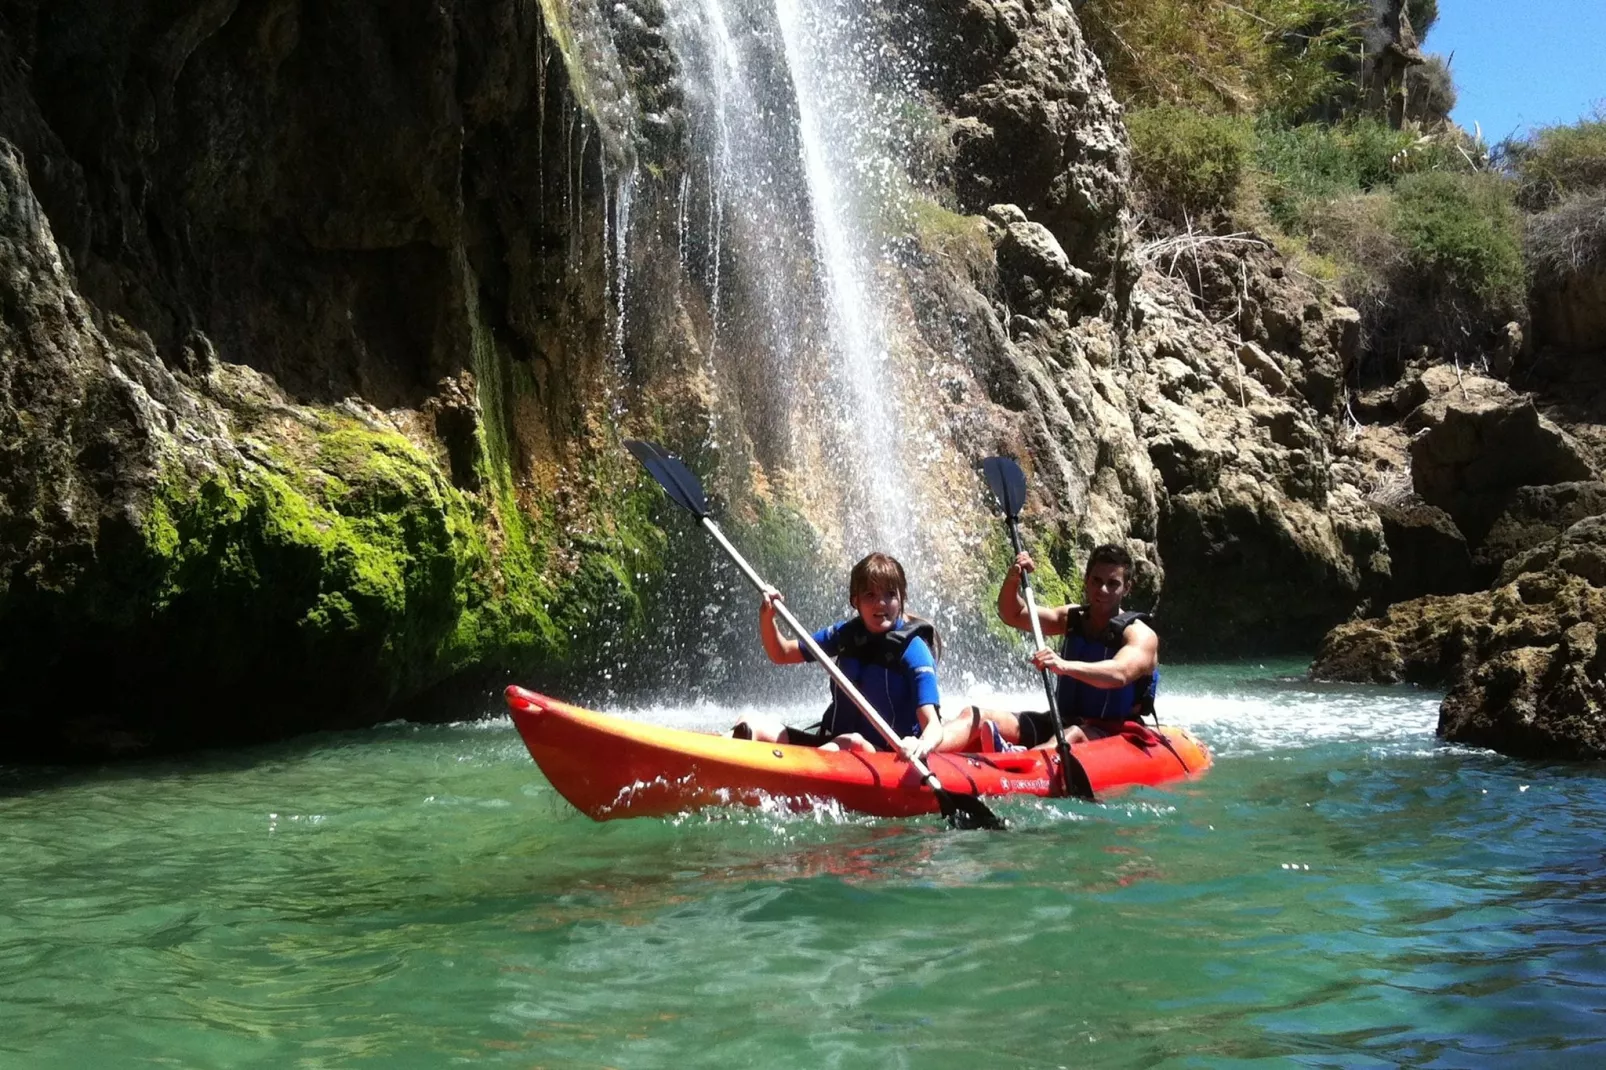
[699,517,947,792]
[1003,518,1088,797]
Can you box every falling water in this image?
[652,0,943,565]
[773,0,917,558]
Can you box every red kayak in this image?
[505,686,1211,821]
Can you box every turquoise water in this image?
[4,662,1605,1068]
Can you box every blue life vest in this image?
[804,617,941,749]
[1055,609,1158,722]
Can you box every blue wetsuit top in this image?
[1055,610,1158,722]
[802,617,940,748]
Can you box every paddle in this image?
[626,439,1005,831]
[980,456,1097,802]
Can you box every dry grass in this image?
[1526,191,1606,288]
[1080,0,1364,116]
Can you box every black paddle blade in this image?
[626,440,708,518]
[1059,744,1096,802]
[937,789,1007,831]
[981,456,1028,520]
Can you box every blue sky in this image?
[1431,0,1604,142]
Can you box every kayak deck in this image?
[505,686,1211,821]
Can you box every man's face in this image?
[1084,562,1130,615]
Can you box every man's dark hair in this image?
[1085,543,1134,575]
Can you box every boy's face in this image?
[852,584,903,634]
[1084,563,1130,616]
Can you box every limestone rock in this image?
[1500,515,1606,587]
[1374,501,1478,601]
[1127,259,1388,655]
[1480,482,1606,580]
[911,0,1133,305]
[1438,570,1606,759]
[995,219,1096,315]
[1315,515,1606,760]
[1407,372,1596,542]
[1312,591,1491,685]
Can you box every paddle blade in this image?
[626,440,708,518]
[1059,745,1096,802]
[937,790,1007,831]
[981,456,1028,520]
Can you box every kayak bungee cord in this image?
[626,439,1006,831]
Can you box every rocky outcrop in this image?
[1480,481,1606,579]
[1315,516,1606,759]
[1405,366,1596,543]
[1528,192,1606,353]
[912,0,1134,311]
[1120,242,1387,655]
[0,133,647,757]
[1373,501,1478,601]
[0,0,727,759]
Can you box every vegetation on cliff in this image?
[1096,0,1606,372]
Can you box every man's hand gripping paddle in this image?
[980,456,1097,802]
[627,440,1006,831]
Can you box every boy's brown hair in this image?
[848,552,908,605]
[1086,543,1134,579]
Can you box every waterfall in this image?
[773,0,918,560]
[556,0,989,682]
[655,0,932,557]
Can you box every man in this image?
[957,543,1158,749]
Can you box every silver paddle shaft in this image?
[1019,574,1052,655]
[700,517,945,790]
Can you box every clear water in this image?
[5,661,1605,1068]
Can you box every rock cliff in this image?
[0,0,1477,758]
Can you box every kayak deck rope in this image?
[1122,719,1192,775]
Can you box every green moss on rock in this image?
[139,413,564,710]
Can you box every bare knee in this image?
[831,733,876,753]
[978,707,1023,744]
[947,705,982,750]
[733,715,786,743]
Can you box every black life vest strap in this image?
[1061,608,1151,652]
[834,617,934,671]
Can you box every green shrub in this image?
[1128,105,1253,223]
[1251,119,1477,234]
[1254,119,1421,229]
[1504,117,1606,209]
[1407,0,1440,39]
[1389,172,1525,306]
[1278,175,1522,366]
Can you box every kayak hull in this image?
[505,686,1211,821]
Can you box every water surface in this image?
[4,662,1604,1068]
